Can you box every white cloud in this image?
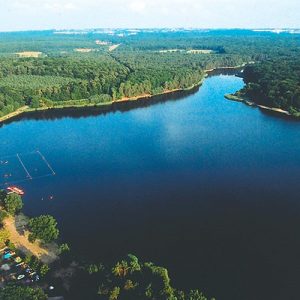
[11,0,77,12]
[43,2,77,12]
[129,1,147,13]
[0,0,300,31]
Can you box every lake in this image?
[1,74,300,300]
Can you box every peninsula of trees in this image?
[236,57,300,115]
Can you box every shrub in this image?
[4,193,23,215]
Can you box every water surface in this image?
[1,75,300,300]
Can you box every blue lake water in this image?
[1,74,300,300]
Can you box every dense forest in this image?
[0,29,299,118]
[238,57,300,114]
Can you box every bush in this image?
[0,210,8,225]
[0,189,7,205]
[3,193,23,215]
[59,243,70,254]
[0,229,9,247]
[5,240,16,251]
[40,264,50,277]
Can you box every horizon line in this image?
[1,27,300,34]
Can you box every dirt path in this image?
[3,214,58,264]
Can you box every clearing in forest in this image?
[158,49,182,53]
[16,51,42,58]
[187,49,214,54]
[109,44,121,52]
[74,48,93,53]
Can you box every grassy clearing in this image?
[15,51,42,58]
[74,48,93,53]
[109,44,121,52]
[187,49,214,54]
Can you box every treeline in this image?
[0,50,243,116]
[118,30,300,60]
[69,254,214,300]
[0,55,128,115]
[1,30,299,118]
[110,50,248,99]
[240,57,300,113]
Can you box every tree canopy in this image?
[28,214,59,243]
[70,254,214,300]
[240,57,300,114]
[0,285,47,300]
[0,29,299,118]
[3,193,23,215]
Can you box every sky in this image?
[0,0,299,32]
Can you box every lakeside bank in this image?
[2,213,59,264]
[225,93,293,117]
[0,66,243,125]
[0,106,29,123]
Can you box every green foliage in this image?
[28,256,40,271]
[0,189,7,205]
[2,29,297,117]
[5,240,16,251]
[124,279,137,290]
[188,290,211,300]
[59,242,70,254]
[0,228,9,247]
[28,234,36,243]
[143,262,173,298]
[0,285,47,300]
[87,263,104,274]
[24,255,48,275]
[3,193,23,215]
[112,260,129,277]
[109,287,120,300]
[242,58,300,112]
[89,254,212,300]
[28,215,59,243]
[40,264,50,277]
[127,254,141,273]
[0,210,8,225]
[24,254,33,264]
[89,94,112,104]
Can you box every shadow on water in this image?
[0,68,243,127]
[1,85,201,126]
[258,107,300,122]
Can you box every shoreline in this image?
[225,93,292,116]
[2,212,59,264]
[0,66,242,124]
[0,106,29,123]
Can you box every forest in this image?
[0,29,299,117]
[239,57,300,114]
